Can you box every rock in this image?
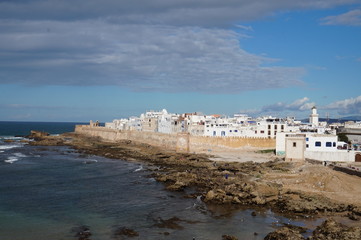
[222,235,238,240]
[29,130,49,138]
[308,218,361,240]
[71,225,92,240]
[153,217,184,230]
[347,212,360,221]
[264,226,304,240]
[232,196,241,204]
[113,227,139,237]
[252,196,266,205]
[166,181,186,191]
[205,190,215,201]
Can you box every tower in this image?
[309,106,319,126]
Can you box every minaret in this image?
[309,106,319,126]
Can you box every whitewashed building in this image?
[277,132,357,162]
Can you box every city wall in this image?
[74,125,276,153]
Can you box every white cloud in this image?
[0,0,358,93]
[241,96,361,118]
[240,97,315,117]
[320,9,361,26]
[0,20,305,93]
[262,97,315,112]
[324,96,361,115]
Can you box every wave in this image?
[83,159,98,164]
[0,145,21,150]
[0,136,25,140]
[134,165,144,172]
[4,157,18,164]
[14,152,27,158]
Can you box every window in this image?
[268,125,271,129]
[261,130,265,134]
[230,130,232,132]
[221,131,226,136]
[293,142,297,147]
[275,125,278,129]
[281,125,284,130]
[306,137,309,142]
[326,142,332,147]
[213,131,216,136]
[234,130,238,132]
[255,131,257,134]
[333,142,336,147]
[268,131,271,135]
[315,141,321,147]
[306,144,309,148]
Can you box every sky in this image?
[0,0,361,122]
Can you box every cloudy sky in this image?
[1,0,360,122]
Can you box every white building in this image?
[158,111,180,134]
[276,132,357,162]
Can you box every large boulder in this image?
[308,218,361,240]
[264,226,304,240]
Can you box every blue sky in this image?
[0,0,360,122]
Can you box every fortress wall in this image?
[75,125,179,150]
[74,125,276,152]
[189,135,275,152]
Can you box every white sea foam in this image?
[0,145,20,150]
[83,159,98,164]
[4,157,18,164]
[134,165,144,172]
[14,152,27,158]
[2,136,24,140]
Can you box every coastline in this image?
[29,132,361,239]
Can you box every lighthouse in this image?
[309,106,319,126]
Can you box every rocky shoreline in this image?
[29,132,361,239]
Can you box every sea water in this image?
[0,122,321,240]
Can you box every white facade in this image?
[277,132,356,162]
[204,117,300,138]
[127,117,142,131]
[158,113,180,134]
[305,134,338,152]
[105,118,129,130]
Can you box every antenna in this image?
[326,112,329,123]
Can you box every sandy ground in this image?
[197,148,277,163]
[205,149,361,207]
[265,163,361,206]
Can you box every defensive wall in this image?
[74,125,276,153]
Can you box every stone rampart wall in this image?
[189,135,275,152]
[74,125,276,152]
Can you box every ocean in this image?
[0,121,320,240]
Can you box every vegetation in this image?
[337,133,349,143]
[255,149,275,154]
